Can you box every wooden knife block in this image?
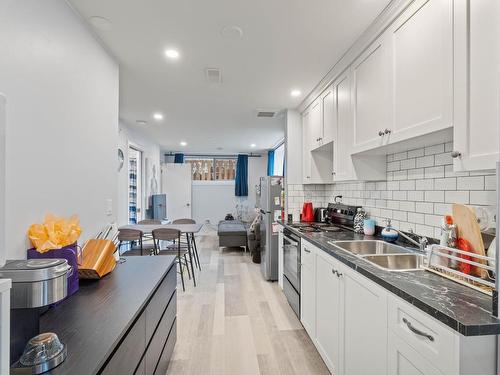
[78,239,117,279]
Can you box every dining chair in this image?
[152,228,194,291]
[118,228,147,256]
[172,218,201,271]
[137,219,162,225]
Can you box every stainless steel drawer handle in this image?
[304,248,311,253]
[403,318,434,342]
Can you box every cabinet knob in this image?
[451,151,461,158]
[378,130,385,137]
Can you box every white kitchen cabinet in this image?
[453,0,500,171]
[351,35,391,153]
[320,86,335,146]
[302,110,312,184]
[332,71,354,182]
[339,263,388,375]
[387,0,453,144]
[308,99,322,151]
[300,241,316,338]
[388,331,443,375]
[315,251,341,374]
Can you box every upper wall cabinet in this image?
[388,0,453,143]
[453,0,499,171]
[351,36,392,153]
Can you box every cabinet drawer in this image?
[301,240,316,266]
[145,290,177,374]
[154,319,177,375]
[388,294,456,375]
[146,264,176,342]
[101,313,146,375]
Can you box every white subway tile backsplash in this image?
[434,178,456,190]
[457,176,484,190]
[424,166,445,179]
[287,142,496,240]
[425,190,445,203]
[416,155,434,168]
[425,144,445,155]
[470,191,496,205]
[445,191,469,204]
[408,148,424,158]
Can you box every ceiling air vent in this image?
[256,111,276,118]
[205,68,222,84]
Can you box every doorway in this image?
[128,146,143,224]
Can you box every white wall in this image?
[117,122,162,225]
[0,0,119,259]
[191,155,267,224]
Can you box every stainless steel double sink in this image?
[328,240,426,272]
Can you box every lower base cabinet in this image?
[339,263,388,375]
[315,252,341,374]
[388,331,443,375]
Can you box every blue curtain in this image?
[267,150,275,176]
[235,154,248,196]
[174,153,184,163]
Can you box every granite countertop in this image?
[279,221,500,336]
[38,255,176,375]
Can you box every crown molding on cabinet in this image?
[297,0,415,114]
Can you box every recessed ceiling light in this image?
[221,25,244,39]
[164,49,180,60]
[136,120,148,126]
[180,141,187,147]
[153,112,163,121]
[290,89,302,97]
[250,143,256,148]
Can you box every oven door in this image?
[283,230,300,293]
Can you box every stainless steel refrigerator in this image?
[258,176,283,281]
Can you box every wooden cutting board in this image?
[452,203,487,278]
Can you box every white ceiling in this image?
[68,0,391,153]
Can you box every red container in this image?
[301,202,314,222]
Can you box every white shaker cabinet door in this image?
[388,331,443,375]
[321,86,335,146]
[339,264,388,375]
[302,110,312,184]
[351,36,391,153]
[389,0,453,143]
[315,252,341,374]
[333,71,354,182]
[300,243,316,338]
[453,0,500,171]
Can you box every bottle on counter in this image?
[381,219,399,242]
[353,208,366,233]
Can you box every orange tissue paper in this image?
[28,214,82,253]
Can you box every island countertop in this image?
[39,255,176,375]
[279,221,500,336]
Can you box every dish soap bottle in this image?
[353,208,366,233]
[381,219,399,242]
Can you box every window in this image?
[273,143,285,176]
[186,157,237,181]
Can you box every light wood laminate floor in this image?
[166,229,329,375]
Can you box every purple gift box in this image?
[27,242,79,298]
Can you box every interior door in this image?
[161,164,192,220]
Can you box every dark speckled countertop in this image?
[279,221,500,336]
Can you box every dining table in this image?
[118,223,203,286]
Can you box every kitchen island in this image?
[40,255,177,375]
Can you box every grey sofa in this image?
[218,220,248,251]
